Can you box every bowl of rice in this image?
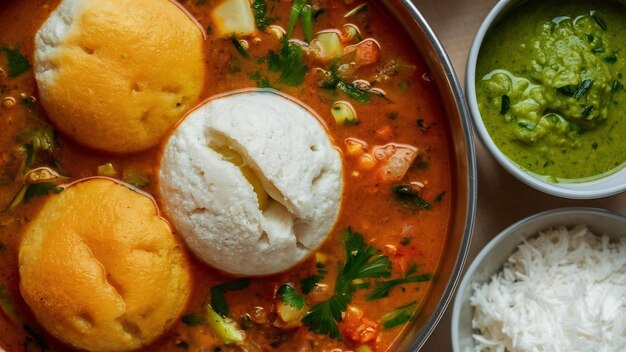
[451,207,626,351]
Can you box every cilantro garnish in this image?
[1,46,30,78]
[23,183,61,203]
[612,80,624,93]
[251,0,275,31]
[210,278,251,317]
[301,228,391,340]
[366,265,432,300]
[277,284,305,309]
[434,191,446,204]
[380,301,417,329]
[337,81,372,103]
[320,61,388,103]
[249,71,273,88]
[267,41,308,86]
[18,126,56,168]
[300,261,326,294]
[391,184,432,210]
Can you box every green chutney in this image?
[476,0,626,181]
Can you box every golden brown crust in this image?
[35,0,206,153]
[18,178,192,351]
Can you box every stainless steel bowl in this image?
[380,1,477,350]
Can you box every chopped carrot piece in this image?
[375,125,392,141]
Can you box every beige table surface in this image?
[411,0,626,351]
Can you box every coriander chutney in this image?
[476,0,626,181]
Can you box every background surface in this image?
[412,0,626,350]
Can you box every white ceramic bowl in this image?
[451,207,626,351]
[466,0,626,199]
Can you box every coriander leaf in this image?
[251,0,275,31]
[18,126,56,168]
[267,41,308,86]
[612,80,624,93]
[230,34,249,59]
[277,284,305,309]
[301,295,344,339]
[391,184,432,210]
[181,313,205,326]
[23,183,57,203]
[1,46,30,78]
[337,81,372,103]
[434,191,446,204]
[500,95,510,115]
[210,278,251,317]
[249,71,273,88]
[301,261,326,294]
[380,301,417,329]
[300,274,324,294]
[302,228,391,340]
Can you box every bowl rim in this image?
[450,206,626,351]
[465,0,626,200]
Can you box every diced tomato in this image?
[354,39,381,67]
[340,306,380,344]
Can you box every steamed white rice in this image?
[470,225,626,352]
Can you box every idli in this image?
[19,178,191,351]
[158,90,343,276]
[34,0,206,153]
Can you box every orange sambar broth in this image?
[0,0,453,351]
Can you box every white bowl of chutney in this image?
[466,0,626,199]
